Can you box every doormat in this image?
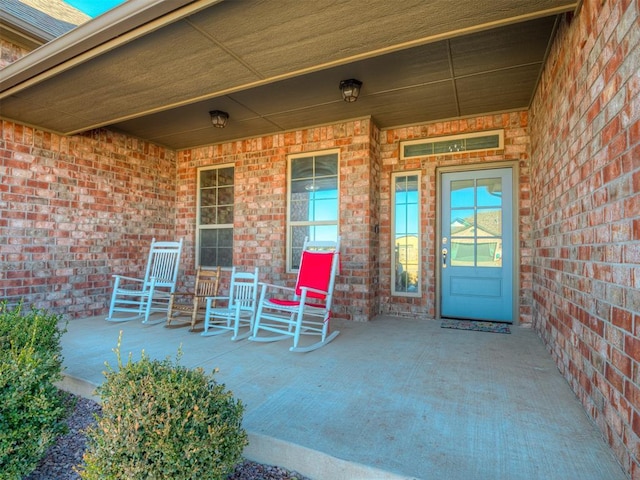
[441,319,511,334]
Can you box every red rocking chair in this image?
[249,237,340,352]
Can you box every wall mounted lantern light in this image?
[209,110,229,128]
[339,78,363,102]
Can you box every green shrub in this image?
[79,337,247,480]
[0,302,70,480]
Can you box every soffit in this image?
[0,0,578,150]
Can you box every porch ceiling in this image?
[0,0,578,150]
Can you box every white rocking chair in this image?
[249,237,340,352]
[106,238,183,323]
[201,267,259,341]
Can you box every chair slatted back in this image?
[144,239,183,291]
[195,266,221,297]
[229,267,259,310]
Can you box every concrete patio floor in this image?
[59,314,627,480]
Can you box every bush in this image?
[0,302,71,480]
[79,336,247,480]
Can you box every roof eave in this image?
[0,11,55,47]
[0,0,223,95]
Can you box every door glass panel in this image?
[450,180,475,207]
[477,237,502,266]
[477,178,502,207]
[450,209,475,236]
[449,178,502,268]
[477,208,502,236]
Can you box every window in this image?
[197,165,234,267]
[392,172,421,296]
[287,151,339,271]
[401,130,503,159]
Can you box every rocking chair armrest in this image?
[259,282,295,293]
[169,291,196,298]
[205,296,230,308]
[112,274,144,283]
[204,295,229,302]
[299,286,329,297]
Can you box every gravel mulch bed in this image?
[24,395,309,480]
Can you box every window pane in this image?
[477,178,502,207]
[217,167,234,186]
[395,235,419,293]
[291,188,311,221]
[315,154,339,176]
[392,174,420,295]
[200,206,215,225]
[200,189,216,207]
[199,228,233,267]
[200,170,217,188]
[314,198,338,221]
[217,205,234,224]
[465,135,500,150]
[477,238,502,266]
[289,224,339,269]
[311,224,338,242]
[198,166,234,267]
[451,209,475,236]
[291,157,314,179]
[315,176,338,193]
[290,225,310,268]
[434,139,464,153]
[451,240,475,266]
[450,180,474,208]
[291,179,311,194]
[288,153,339,270]
[218,186,234,205]
[217,247,233,267]
[477,208,501,236]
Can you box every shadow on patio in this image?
[59,315,626,480]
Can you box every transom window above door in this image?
[287,151,339,271]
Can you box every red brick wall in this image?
[379,113,533,321]
[177,119,377,321]
[0,123,177,317]
[530,1,639,476]
[177,114,532,323]
[0,38,31,69]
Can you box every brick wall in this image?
[177,119,377,322]
[177,113,532,323]
[530,1,639,476]
[0,123,177,318]
[1,38,31,69]
[379,113,533,321]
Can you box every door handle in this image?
[442,248,448,268]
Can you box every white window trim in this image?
[391,171,421,297]
[286,149,340,273]
[196,163,234,267]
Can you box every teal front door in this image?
[440,168,514,322]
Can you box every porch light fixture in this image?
[339,78,362,102]
[209,110,229,128]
